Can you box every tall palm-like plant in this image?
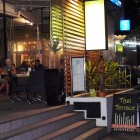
[48,38,61,68]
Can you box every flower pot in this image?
[89,89,97,97]
[98,91,105,97]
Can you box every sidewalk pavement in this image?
[0,95,48,116]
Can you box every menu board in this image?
[112,94,137,132]
[71,57,85,93]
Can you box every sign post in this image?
[112,94,137,132]
[71,57,85,96]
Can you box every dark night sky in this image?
[124,0,140,30]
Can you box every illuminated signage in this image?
[85,0,108,50]
[116,44,123,52]
[120,20,130,31]
[110,0,121,7]
[112,94,137,131]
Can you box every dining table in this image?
[0,72,8,78]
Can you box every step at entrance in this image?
[0,105,107,140]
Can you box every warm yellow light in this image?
[30,22,33,26]
[13,18,33,26]
[85,0,107,50]
[17,44,23,52]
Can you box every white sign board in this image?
[71,57,85,94]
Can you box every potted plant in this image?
[86,60,99,97]
[48,38,62,68]
[104,60,119,91]
[86,59,131,97]
[104,61,131,91]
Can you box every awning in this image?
[0,1,20,18]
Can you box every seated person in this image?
[0,67,9,95]
[4,58,16,75]
[0,78,9,96]
[33,59,44,71]
[4,58,17,95]
[17,60,29,72]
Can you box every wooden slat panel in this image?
[64,70,71,73]
[64,61,71,65]
[63,16,84,27]
[65,90,71,93]
[51,0,63,40]
[64,28,85,37]
[67,0,84,6]
[62,0,85,97]
[64,33,85,41]
[64,37,85,44]
[64,24,85,34]
[63,12,84,23]
[64,73,71,77]
[64,57,70,61]
[65,49,85,55]
[65,41,85,47]
[62,2,84,14]
[86,51,102,62]
[64,65,70,69]
[64,45,85,50]
[65,88,71,91]
[65,0,84,8]
[64,81,71,85]
[63,8,84,20]
[64,77,71,81]
[65,86,71,89]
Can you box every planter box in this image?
[66,89,136,133]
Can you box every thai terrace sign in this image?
[112,94,137,132]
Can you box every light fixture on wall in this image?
[25,18,33,25]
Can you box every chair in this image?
[45,69,65,105]
[8,72,18,102]
[29,71,46,103]
[14,76,29,101]
[9,74,29,102]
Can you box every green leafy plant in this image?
[104,61,119,90]
[86,60,131,94]
[105,61,131,90]
[117,67,131,88]
[48,38,61,68]
[86,60,99,91]
[49,38,61,54]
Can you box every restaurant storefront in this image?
[0,0,133,95]
[0,0,122,68]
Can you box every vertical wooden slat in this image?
[50,0,103,96]
[51,0,63,40]
[62,0,85,96]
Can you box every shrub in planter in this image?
[86,60,99,92]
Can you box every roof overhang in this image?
[0,1,20,18]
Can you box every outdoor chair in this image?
[7,72,17,102]
[14,76,29,102]
[29,70,46,103]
